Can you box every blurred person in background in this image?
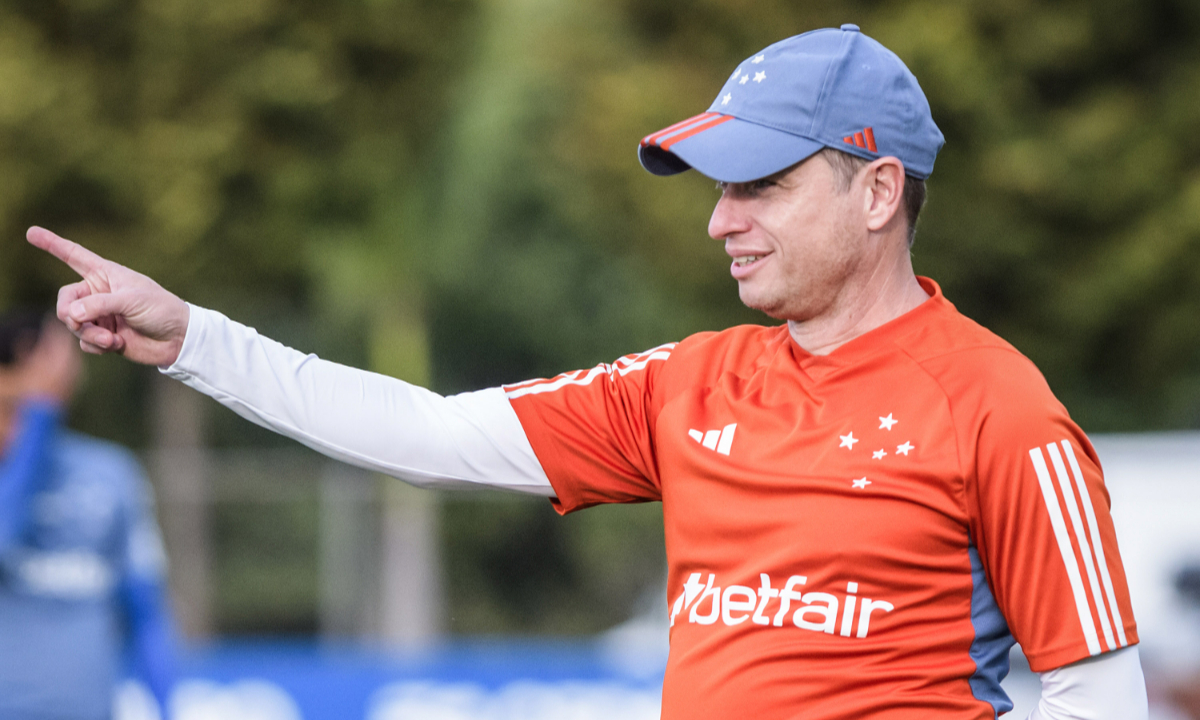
[29,26,1148,720]
[0,310,176,719]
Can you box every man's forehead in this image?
[723,153,829,188]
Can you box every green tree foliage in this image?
[1,0,469,303]
[0,0,476,441]
[7,0,1196,429]
[878,0,1200,430]
[4,0,1199,635]
[433,0,1200,430]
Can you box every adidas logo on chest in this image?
[688,423,737,456]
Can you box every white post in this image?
[319,463,379,639]
[378,478,443,649]
[149,373,212,639]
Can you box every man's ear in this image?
[863,157,905,233]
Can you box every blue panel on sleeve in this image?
[967,544,1016,717]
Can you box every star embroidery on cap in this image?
[852,478,871,489]
[896,441,915,456]
[739,74,749,85]
[751,54,765,64]
[754,71,766,83]
[722,93,732,106]
[839,432,859,449]
[872,449,887,460]
[879,413,897,431]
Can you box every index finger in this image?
[26,226,108,278]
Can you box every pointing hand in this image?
[26,227,190,367]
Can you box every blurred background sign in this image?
[117,639,665,720]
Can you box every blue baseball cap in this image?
[638,25,945,183]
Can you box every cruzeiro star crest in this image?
[836,412,917,490]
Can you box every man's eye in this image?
[716,179,774,196]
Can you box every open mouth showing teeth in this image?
[734,255,762,266]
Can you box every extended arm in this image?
[26,226,552,496]
[163,305,552,494]
[1029,645,1147,720]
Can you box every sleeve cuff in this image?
[159,302,206,378]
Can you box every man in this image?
[0,311,176,719]
[28,25,1146,719]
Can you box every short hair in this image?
[818,148,927,246]
[0,309,46,367]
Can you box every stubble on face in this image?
[728,157,868,324]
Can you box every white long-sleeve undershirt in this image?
[160,303,1148,719]
[1029,645,1147,720]
[162,304,554,496]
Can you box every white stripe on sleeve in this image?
[504,366,610,399]
[1046,442,1117,652]
[1061,439,1128,647]
[505,343,675,399]
[1029,446,1102,656]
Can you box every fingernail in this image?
[70,303,86,321]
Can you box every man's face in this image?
[708,154,870,323]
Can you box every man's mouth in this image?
[730,252,769,279]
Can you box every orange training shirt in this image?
[505,278,1137,719]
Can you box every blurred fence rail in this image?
[145,443,444,647]
[141,442,667,645]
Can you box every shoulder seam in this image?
[895,341,1048,527]
[902,342,1030,367]
[894,345,972,520]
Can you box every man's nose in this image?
[708,192,750,240]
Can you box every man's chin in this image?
[738,290,789,320]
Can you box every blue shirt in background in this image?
[0,401,176,720]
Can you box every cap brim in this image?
[639,116,824,183]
